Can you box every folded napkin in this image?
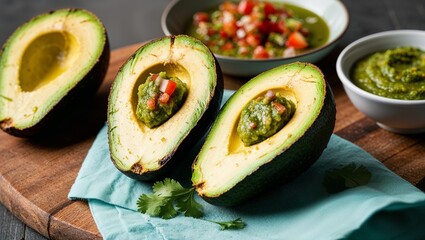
[69,90,425,240]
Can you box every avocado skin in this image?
[110,39,224,181]
[0,9,110,138]
[197,82,336,207]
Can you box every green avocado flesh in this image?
[0,8,109,137]
[192,62,336,206]
[107,35,223,181]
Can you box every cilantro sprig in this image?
[323,163,372,193]
[137,178,246,230]
[206,217,246,230]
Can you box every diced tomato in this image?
[237,39,249,47]
[207,28,216,36]
[220,1,238,14]
[238,0,255,15]
[222,21,237,37]
[257,20,273,34]
[221,42,234,51]
[220,29,228,38]
[286,31,309,49]
[253,46,269,59]
[272,101,286,114]
[264,2,276,16]
[147,98,156,110]
[250,10,263,23]
[193,12,209,25]
[246,33,261,47]
[158,93,170,104]
[159,79,177,96]
[150,74,159,81]
[274,20,288,33]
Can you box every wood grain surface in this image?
[1,42,425,240]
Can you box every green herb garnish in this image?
[137,178,246,230]
[207,217,247,230]
[323,163,372,193]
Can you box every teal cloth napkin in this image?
[69,90,425,240]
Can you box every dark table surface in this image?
[1,0,424,239]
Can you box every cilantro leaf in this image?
[208,218,247,230]
[137,178,245,230]
[175,189,203,218]
[137,193,176,218]
[153,178,185,197]
[323,163,372,193]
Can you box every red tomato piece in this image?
[220,1,238,14]
[286,31,309,49]
[221,42,234,51]
[150,74,159,81]
[237,39,249,47]
[253,46,269,59]
[222,21,237,37]
[238,0,254,15]
[193,12,209,25]
[274,20,288,33]
[272,101,286,114]
[147,98,156,110]
[158,93,170,104]
[258,20,273,34]
[264,2,276,16]
[246,33,261,47]
[159,79,177,96]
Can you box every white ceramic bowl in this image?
[336,30,425,134]
[162,0,349,77]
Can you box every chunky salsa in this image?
[351,46,425,100]
[187,0,329,59]
[136,72,187,128]
[237,90,295,146]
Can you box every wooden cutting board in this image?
[1,43,425,239]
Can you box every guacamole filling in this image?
[136,72,187,128]
[351,46,425,100]
[237,90,295,146]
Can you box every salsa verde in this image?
[351,47,425,100]
[237,90,295,146]
[136,72,187,128]
[187,0,329,59]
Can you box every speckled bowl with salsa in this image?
[162,0,349,76]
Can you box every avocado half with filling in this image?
[107,35,223,181]
[192,62,336,206]
[0,8,109,137]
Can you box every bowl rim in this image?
[336,29,425,105]
[161,0,350,63]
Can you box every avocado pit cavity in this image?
[237,90,295,146]
[136,71,188,128]
[19,31,79,92]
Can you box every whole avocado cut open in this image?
[192,62,336,206]
[107,35,223,181]
[0,8,110,137]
